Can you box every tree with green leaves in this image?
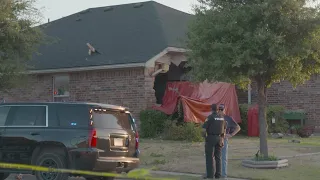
[0,0,45,92]
[187,0,320,157]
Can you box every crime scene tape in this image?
[0,162,176,180]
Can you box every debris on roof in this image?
[87,43,100,55]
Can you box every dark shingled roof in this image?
[30,1,193,70]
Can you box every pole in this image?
[248,83,252,105]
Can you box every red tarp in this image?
[153,81,241,123]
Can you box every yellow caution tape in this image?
[0,162,176,180]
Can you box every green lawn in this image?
[140,136,320,180]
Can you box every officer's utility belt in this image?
[207,134,223,136]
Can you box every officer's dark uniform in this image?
[202,104,227,179]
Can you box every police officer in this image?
[218,104,241,179]
[202,104,227,179]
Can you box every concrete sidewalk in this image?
[151,170,247,180]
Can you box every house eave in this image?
[27,46,187,75]
[27,63,146,74]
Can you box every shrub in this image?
[254,154,278,161]
[239,104,249,134]
[238,104,289,134]
[293,125,312,138]
[164,121,204,142]
[267,105,289,133]
[140,109,168,138]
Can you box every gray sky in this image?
[35,0,319,23]
[36,0,198,23]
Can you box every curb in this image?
[280,152,320,158]
[229,145,320,150]
[229,151,320,160]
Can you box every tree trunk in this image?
[256,78,269,158]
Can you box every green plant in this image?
[254,154,278,161]
[140,109,168,138]
[267,105,289,133]
[164,121,204,142]
[294,125,312,138]
[239,104,249,134]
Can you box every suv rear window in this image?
[93,109,133,130]
[128,113,137,131]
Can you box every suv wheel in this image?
[34,152,68,180]
[0,173,9,180]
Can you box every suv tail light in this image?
[89,129,97,148]
[88,108,96,148]
[135,131,139,149]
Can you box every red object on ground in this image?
[152,81,241,123]
[247,105,259,137]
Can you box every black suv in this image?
[0,102,140,180]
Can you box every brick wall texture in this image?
[2,67,320,131]
[237,75,320,131]
[1,67,156,125]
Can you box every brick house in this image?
[237,78,320,132]
[2,1,320,131]
[1,1,192,122]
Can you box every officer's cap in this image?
[219,104,225,111]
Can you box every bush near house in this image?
[140,109,168,138]
[239,104,249,134]
[140,109,203,141]
[238,104,289,134]
[140,104,289,140]
[164,120,204,142]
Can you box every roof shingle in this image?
[30,1,193,70]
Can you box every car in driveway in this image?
[0,102,140,180]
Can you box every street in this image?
[7,174,90,180]
[6,174,136,180]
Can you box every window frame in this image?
[53,74,70,99]
[0,105,49,128]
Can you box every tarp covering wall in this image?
[153,81,241,123]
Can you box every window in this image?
[53,74,70,102]
[93,110,132,130]
[6,106,46,126]
[57,104,89,127]
[0,106,11,126]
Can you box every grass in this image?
[150,174,200,180]
[140,136,320,180]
